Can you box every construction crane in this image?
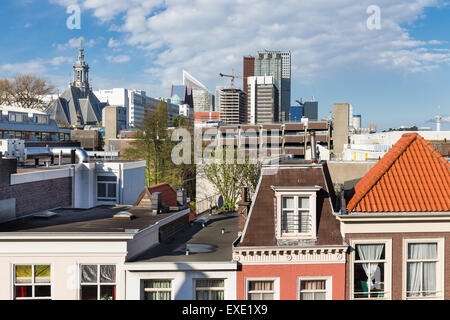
[218,69,243,88]
[296,99,304,106]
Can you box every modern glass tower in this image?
[254,50,290,123]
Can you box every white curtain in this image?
[407,243,437,297]
[356,244,384,290]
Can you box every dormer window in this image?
[272,186,320,240]
[281,196,311,234]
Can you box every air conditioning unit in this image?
[0,139,25,159]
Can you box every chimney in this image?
[310,131,318,163]
[177,188,187,206]
[151,192,162,214]
[237,186,251,235]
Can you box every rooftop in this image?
[0,205,185,234]
[346,133,450,213]
[130,212,238,262]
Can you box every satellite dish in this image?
[217,195,224,209]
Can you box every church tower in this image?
[72,39,90,91]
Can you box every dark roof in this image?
[131,212,238,262]
[239,161,343,247]
[46,86,103,126]
[0,205,185,233]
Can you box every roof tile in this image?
[347,133,450,213]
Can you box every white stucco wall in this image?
[0,235,132,300]
[125,262,237,300]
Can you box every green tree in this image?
[203,149,261,211]
[122,100,175,186]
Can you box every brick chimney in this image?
[237,186,251,236]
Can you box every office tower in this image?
[332,102,351,156]
[289,105,304,122]
[216,87,246,124]
[192,89,214,112]
[303,100,318,121]
[247,76,279,124]
[254,50,291,122]
[243,56,255,121]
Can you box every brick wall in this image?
[0,177,72,218]
[158,213,189,241]
[345,232,450,300]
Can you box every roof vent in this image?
[33,210,58,219]
[113,211,135,220]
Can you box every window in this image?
[281,196,311,234]
[80,264,116,300]
[247,280,276,300]
[97,175,117,202]
[272,186,319,240]
[404,238,444,300]
[195,279,224,300]
[14,264,51,300]
[143,280,172,300]
[353,243,387,299]
[8,112,26,123]
[34,114,49,124]
[298,278,331,300]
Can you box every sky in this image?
[0,0,450,130]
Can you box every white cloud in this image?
[106,54,131,63]
[0,56,73,77]
[50,0,450,97]
[108,38,121,48]
[54,37,96,50]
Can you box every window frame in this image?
[194,278,225,300]
[350,238,392,300]
[78,264,117,300]
[402,237,444,300]
[297,276,332,300]
[245,277,280,300]
[272,186,320,240]
[141,279,173,300]
[12,263,53,300]
[96,174,118,203]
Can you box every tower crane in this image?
[218,69,243,88]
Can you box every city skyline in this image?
[0,1,450,130]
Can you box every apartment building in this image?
[233,160,347,300]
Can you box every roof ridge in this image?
[346,133,417,212]
[416,134,450,170]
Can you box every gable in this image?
[346,133,450,213]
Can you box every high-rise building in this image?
[247,76,279,124]
[289,105,303,122]
[303,100,318,121]
[182,70,214,113]
[254,50,291,122]
[243,56,255,121]
[216,87,246,124]
[332,102,351,156]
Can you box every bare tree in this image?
[0,79,11,105]
[0,74,55,110]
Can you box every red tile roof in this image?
[346,133,450,213]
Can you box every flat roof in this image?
[0,205,185,233]
[131,212,238,263]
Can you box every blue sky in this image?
[0,0,449,130]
